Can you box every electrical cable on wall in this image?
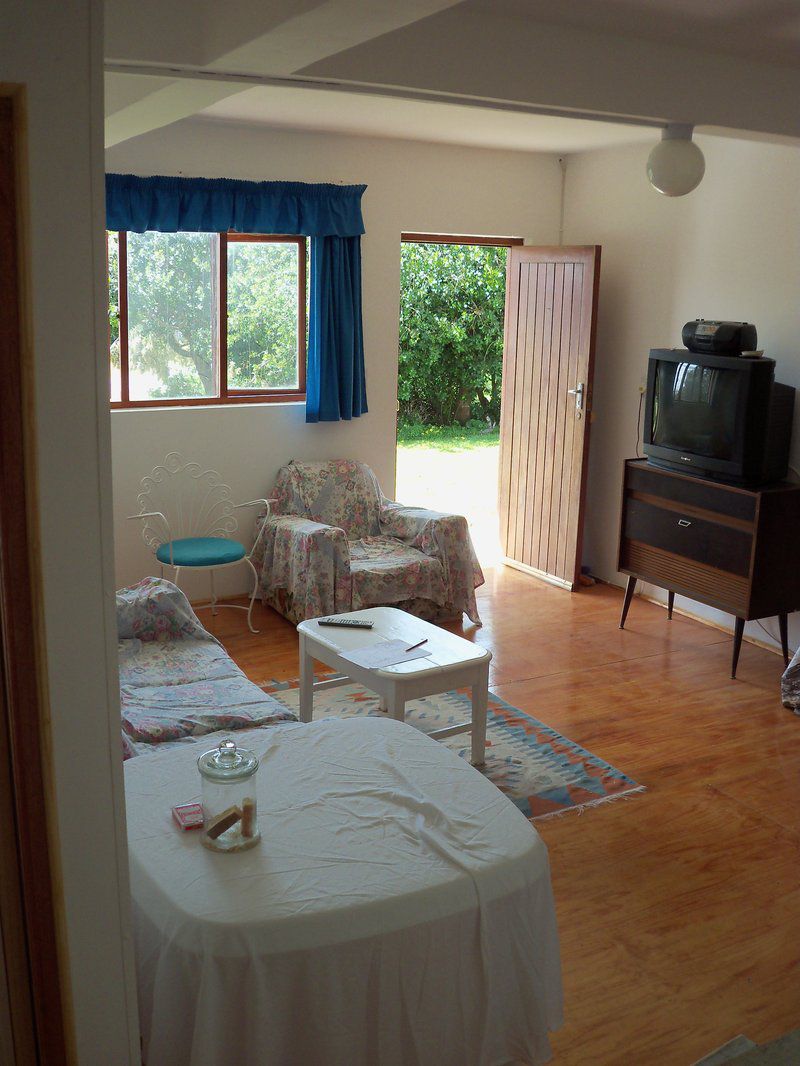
[757,620,778,643]
[557,157,567,246]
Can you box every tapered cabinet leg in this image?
[667,591,675,620]
[731,617,745,679]
[619,576,637,630]
[779,613,790,667]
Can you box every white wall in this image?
[106,117,800,656]
[564,134,800,652]
[106,119,562,598]
[3,0,138,1061]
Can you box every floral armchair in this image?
[252,460,483,626]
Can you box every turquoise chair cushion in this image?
[156,537,246,568]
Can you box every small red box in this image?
[172,802,204,831]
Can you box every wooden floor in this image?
[206,567,800,1066]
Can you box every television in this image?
[642,348,795,486]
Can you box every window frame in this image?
[109,231,307,408]
[400,232,525,247]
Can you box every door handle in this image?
[677,519,692,527]
[567,382,585,419]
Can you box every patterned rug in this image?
[260,675,645,820]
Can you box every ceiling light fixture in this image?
[646,124,705,196]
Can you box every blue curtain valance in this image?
[106,173,366,237]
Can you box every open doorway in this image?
[396,234,522,567]
[397,238,601,590]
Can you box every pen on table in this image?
[405,638,428,652]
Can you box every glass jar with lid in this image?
[197,737,261,853]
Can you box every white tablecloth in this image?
[124,718,562,1066]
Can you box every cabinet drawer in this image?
[620,540,750,616]
[623,497,753,577]
[625,463,756,522]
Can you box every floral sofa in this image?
[251,459,484,626]
[117,577,295,758]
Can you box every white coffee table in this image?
[297,607,492,765]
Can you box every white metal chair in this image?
[129,452,271,633]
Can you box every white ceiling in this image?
[473,0,800,69]
[103,0,800,147]
[199,84,658,153]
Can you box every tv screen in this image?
[651,359,740,461]
[644,348,793,485]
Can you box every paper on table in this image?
[339,639,432,670]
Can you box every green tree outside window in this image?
[398,242,507,427]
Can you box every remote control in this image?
[317,618,374,628]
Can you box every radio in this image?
[681,319,758,355]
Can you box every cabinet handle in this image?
[677,518,692,527]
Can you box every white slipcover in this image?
[125,717,562,1066]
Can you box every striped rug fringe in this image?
[532,784,648,822]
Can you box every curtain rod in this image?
[104,60,667,131]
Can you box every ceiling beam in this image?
[104,0,462,147]
[105,81,244,148]
[203,0,463,76]
[104,61,666,131]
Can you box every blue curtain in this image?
[106,174,365,237]
[306,236,367,422]
[106,173,368,421]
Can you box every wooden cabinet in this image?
[617,459,800,677]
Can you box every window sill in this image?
[110,394,306,411]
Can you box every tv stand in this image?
[617,459,800,677]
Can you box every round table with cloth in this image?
[124,717,563,1066]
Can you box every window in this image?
[107,232,307,406]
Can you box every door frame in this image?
[0,84,75,1064]
[498,244,601,590]
[401,233,524,248]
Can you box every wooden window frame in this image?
[401,232,524,247]
[109,232,307,409]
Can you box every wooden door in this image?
[498,246,601,589]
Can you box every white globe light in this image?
[646,125,705,197]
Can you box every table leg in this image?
[386,687,406,723]
[471,664,489,766]
[299,633,314,723]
